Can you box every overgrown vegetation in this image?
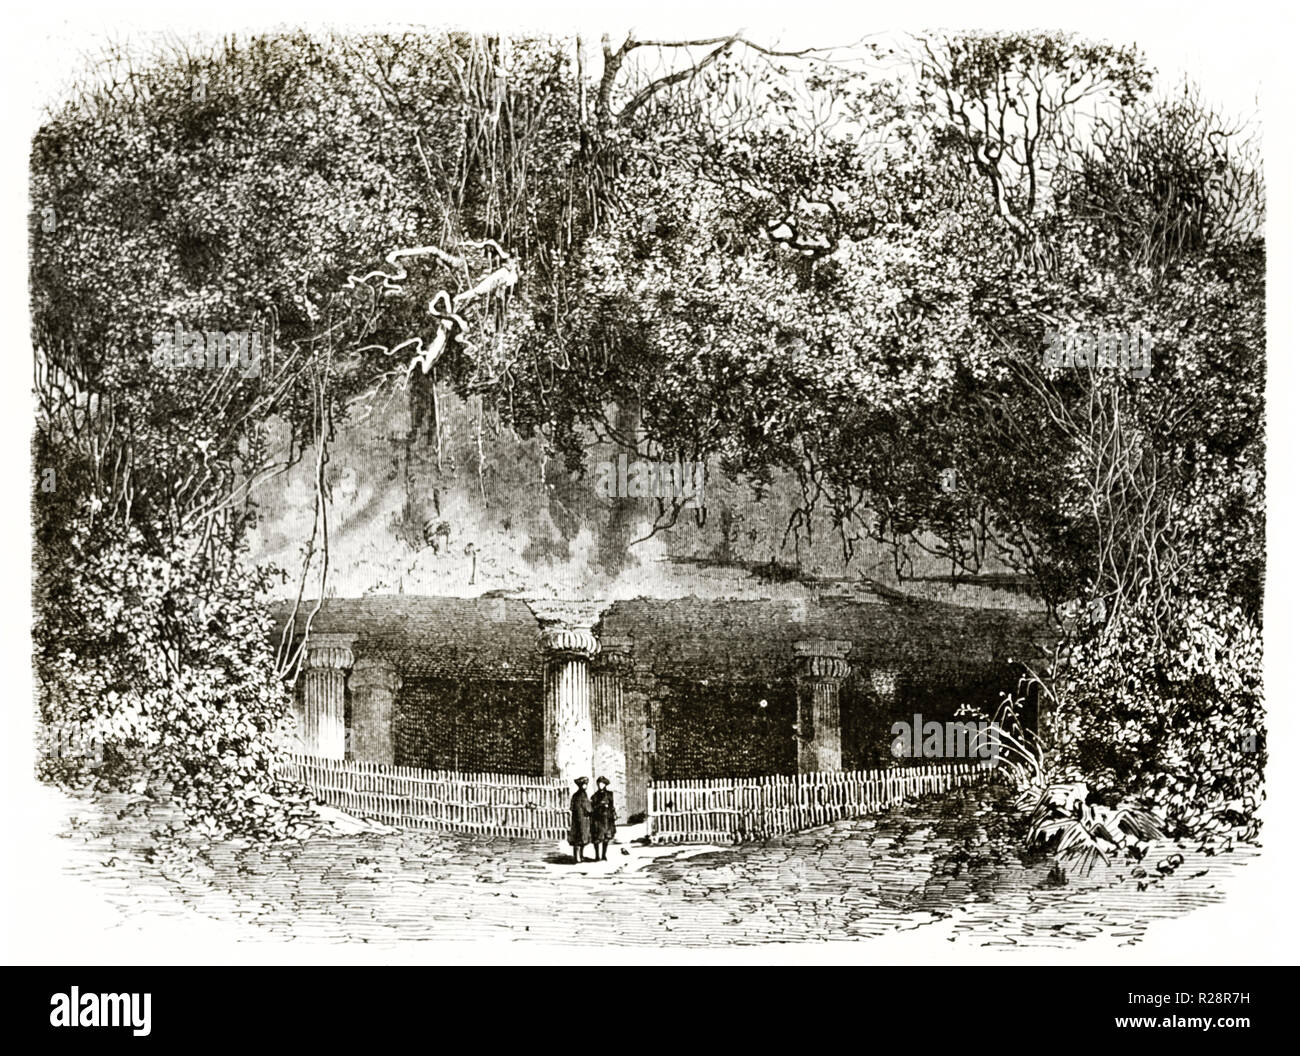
[31,30,1263,845]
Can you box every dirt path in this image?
[35,782,1258,949]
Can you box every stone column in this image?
[303,634,356,759]
[592,637,632,805]
[349,658,402,765]
[793,639,852,774]
[532,606,602,788]
[621,681,651,820]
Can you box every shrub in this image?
[34,517,317,839]
[1048,600,1264,847]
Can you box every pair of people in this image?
[568,776,616,863]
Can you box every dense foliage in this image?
[31,31,1264,844]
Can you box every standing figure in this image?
[569,776,592,863]
[591,776,617,861]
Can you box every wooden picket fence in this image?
[647,762,993,844]
[282,754,570,839]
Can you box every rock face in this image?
[241,393,1043,609]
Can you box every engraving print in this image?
[26,23,1265,953]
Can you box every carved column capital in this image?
[528,599,606,661]
[793,639,852,681]
[594,634,634,672]
[799,655,852,681]
[538,626,601,660]
[305,633,356,671]
[350,657,402,693]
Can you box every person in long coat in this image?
[569,776,592,863]
[590,776,617,861]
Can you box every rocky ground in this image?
[39,782,1257,949]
